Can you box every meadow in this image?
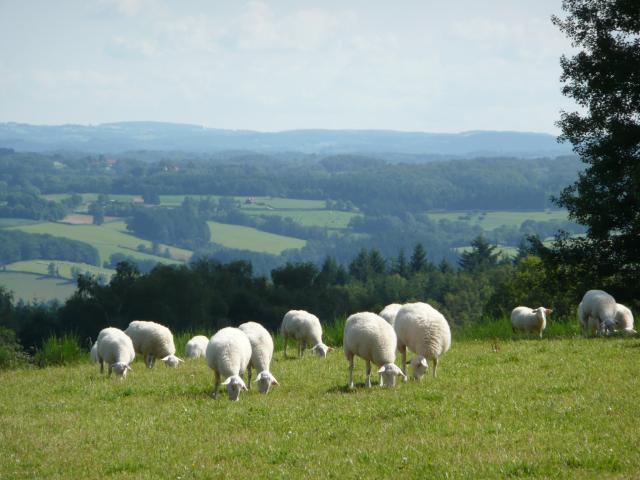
[0,271,75,303]
[1,329,638,479]
[427,209,569,230]
[207,221,306,255]
[4,260,115,281]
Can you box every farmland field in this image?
[208,221,306,254]
[7,220,189,264]
[244,208,358,229]
[427,209,569,230]
[5,260,115,281]
[1,334,638,478]
[0,271,75,302]
[0,218,39,228]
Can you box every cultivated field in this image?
[0,271,75,302]
[1,335,638,478]
[208,221,306,254]
[4,260,115,281]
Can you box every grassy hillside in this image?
[1,335,638,478]
[4,260,115,280]
[0,271,75,302]
[208,221,306,254]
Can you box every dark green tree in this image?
[410,243,427,273]
[393,249,409,278]
[458,236,500,272]
[551,0,640,297]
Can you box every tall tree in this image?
[551,1,640,295]
[458,236,500,272]
[410,243,428,273]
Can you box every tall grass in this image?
[33,334,85,367]
[453,316,581,341]
[0,327,30,369]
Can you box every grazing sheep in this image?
[96,327,135,378]
[601,304,637,335]
[379,303,403,327]
[578,290,617,336]
[89,338,99,363]
[185,335,209,359]
[343,312,406,389]
[206,327,251,401]
[510,306,553,338]
[394,302,451,380]
[238,322,279,394]
[124,320,184,368]
[280,310,332,358]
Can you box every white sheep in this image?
[577,290,617,336]
[280,310,332,358]
[89,340,99,363]
[185,335,209,359]
[394,302,451,380]
[238,321,279,394]
[343,312,406,389]
[510,306,553,338]
[124,320,184,368]
[96,327,135,378]
[379,303,403,326]
[613,304,636,333]
[206,327,251,401]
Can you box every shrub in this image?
[34,334,84,368]
[0,327,30,369]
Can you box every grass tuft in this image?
[33,334,85,367]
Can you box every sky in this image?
[0,0,576,133]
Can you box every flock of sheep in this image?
[90,288,635,401]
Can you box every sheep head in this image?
[409,356,429,380]
[161,355,184,367]
[377,363,406,387]
[222,375,248,401]
[311,343,333,358]
[255,371,279,394]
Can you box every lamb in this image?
[280,310,332,358]
[577,290,617,336]
[510,306,553,338]
[206,327,251,401]
[601,303,636,335]
[185,335,209,359]
[343,312,406,389]
[238,322,279,394]
[124,320,184,368]
[394,302,451,380]
[379,303,403,327]
[96,327,135,378]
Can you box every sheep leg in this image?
[347,352,354,389]
[399,344,408,382]
[213,371,220,398]
[247,364,252,390]
[99,360,104,374]
[299,341,304,358]
[365,360,372,388]
[144,354,151,368]
[433,358,438,378]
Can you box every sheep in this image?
[206,327,251,401]
[600,303,636,335]
[185,335,209,359]
[343,312,406,389]
[238,321,279,394]
[280,310,332,358]
[96,327,135,378]
[124,320,184,368]
[394,302,451,380]
[379,303,403,327]
[88,337,99,363]
[510,306,553,338]
[577,290,617,336]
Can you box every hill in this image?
[0,122,571,157]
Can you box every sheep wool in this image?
[379,303,403,327]
[280,310,332,358]
[96,327,135,378]
[206,327,252,401]
[510,306,553,338]
[343,312,406,389]
[394,302,452,380]
[185,335,209,359]
[614,304,636,333]
[124,320,183,368]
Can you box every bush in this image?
[0,327,30,369]
[34,334,84,368]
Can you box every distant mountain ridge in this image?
[0,121,571,157]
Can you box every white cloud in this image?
[97,0,153,17]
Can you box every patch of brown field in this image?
[61,214,94,225]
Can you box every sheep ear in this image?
[272,376,279,386]
[377,366,386,374]
[126,365,133,371]
[327,347,334,352]
[420,358,428,368]
[178,357,184,363]
[546,309,553,314]
[222,377,232,385]
[160,355,170,361]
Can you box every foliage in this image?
[0,230,100,266]
[549,0,640,299]
[33,334,84,367]
[0,326,29,369]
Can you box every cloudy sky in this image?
[0,0,575,133]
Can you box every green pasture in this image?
[0,218,39,228]
[428,209,569,230]
[7,221,189,265]
[5,260,115,281]
[0,271,75,303]
[1,333,639,478]
[244,208,358,229]
[208,221,306,254]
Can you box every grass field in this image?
[0,271,75,302]
[7,221,189,265]
[4,260,115,281]
[0,218,39,228]
[428,209,569,230]
[1,332,639,478]
[208,221,306,254]
[244,208,358,229]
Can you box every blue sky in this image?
[0,0,574,133]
